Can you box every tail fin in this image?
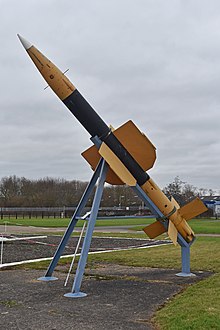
[143,197,207,245]
[143,221,166,238]
[179,197,207,221]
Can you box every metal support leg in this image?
[38,160,103,281]
[133,183,195,277]
[176,245,195,277]
[132,184,164,218]
[64,159,108,298]
[64,220,87,287]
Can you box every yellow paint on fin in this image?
[179,198,208,221]
[170,196,180,210]
[99,143,137,186]
[113,120,156,171]
[81,145,123,185]
[143,221,166,239]
[168,221,178,246]
[81,120,156,185]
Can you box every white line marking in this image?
[0,236,47,242]
[92,236,170,242]
[0,242,171,269]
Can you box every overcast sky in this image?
[0,0,220,192]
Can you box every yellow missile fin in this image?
[179,197,208,221]
[99,143,137,186]
[81,144,123,185]
[143,221,166,238]
[82,120,156,185]
[113,120,156,171]
[168,221,178,245]
[170,196,180,210]
[143,218,178,245]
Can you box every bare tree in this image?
[163,176,199,205]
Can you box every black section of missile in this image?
[63,89,150,186]
[63,89,110,138]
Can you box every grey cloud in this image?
[0,0,219,191]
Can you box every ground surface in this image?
[0,266,210,330]
[0,229,214,329]
[0,235,170,265]
[0,225,141,234]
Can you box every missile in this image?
[17,34,207,245]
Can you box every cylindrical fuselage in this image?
[23,42,194,243]
[63,90,150,186]
[27,44,149,186]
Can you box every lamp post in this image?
[119,195,125,208]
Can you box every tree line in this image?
[0,175,215,208]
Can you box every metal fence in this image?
[0,206,152,219]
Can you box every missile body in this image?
[18,35,207,245]
[17,35,149,186]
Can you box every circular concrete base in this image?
[37,276,58,281]
[176,272,196,277]
[64,291,87,298]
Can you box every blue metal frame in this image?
[64,159,108,298]
[38,154,194,292]
[38,159,104,282]
[132,183,194,276]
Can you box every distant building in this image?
[200,196,220,218]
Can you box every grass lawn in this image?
[153,237,220,330]
[0,216,154,228]
[85,236,219,271]
[190,218,220,234]
[129,218,220,235]
[1,217,219,234]
[155,273,220,330]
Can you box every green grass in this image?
[154,273,220,330]
[1,217,219,234]
[85,236,219,271]
[0,217,154,228]
[0,299,20,308]
[190,218,220,234]
[131,218,220,235]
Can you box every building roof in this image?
[200,196,220,204]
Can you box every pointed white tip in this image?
[17,34,33,50]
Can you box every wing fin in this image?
[82,144,123,185]
[168,221,178,245]
[81,120,156,185]
[99,143,137,186]
[143,221,166,239]
[179,198,208,221]
[170,196,180,210]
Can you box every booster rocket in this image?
[17,35,207,245]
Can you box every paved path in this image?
[1,224,220,236]
[0,225,141,234]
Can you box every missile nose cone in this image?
[17,34,32,50]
